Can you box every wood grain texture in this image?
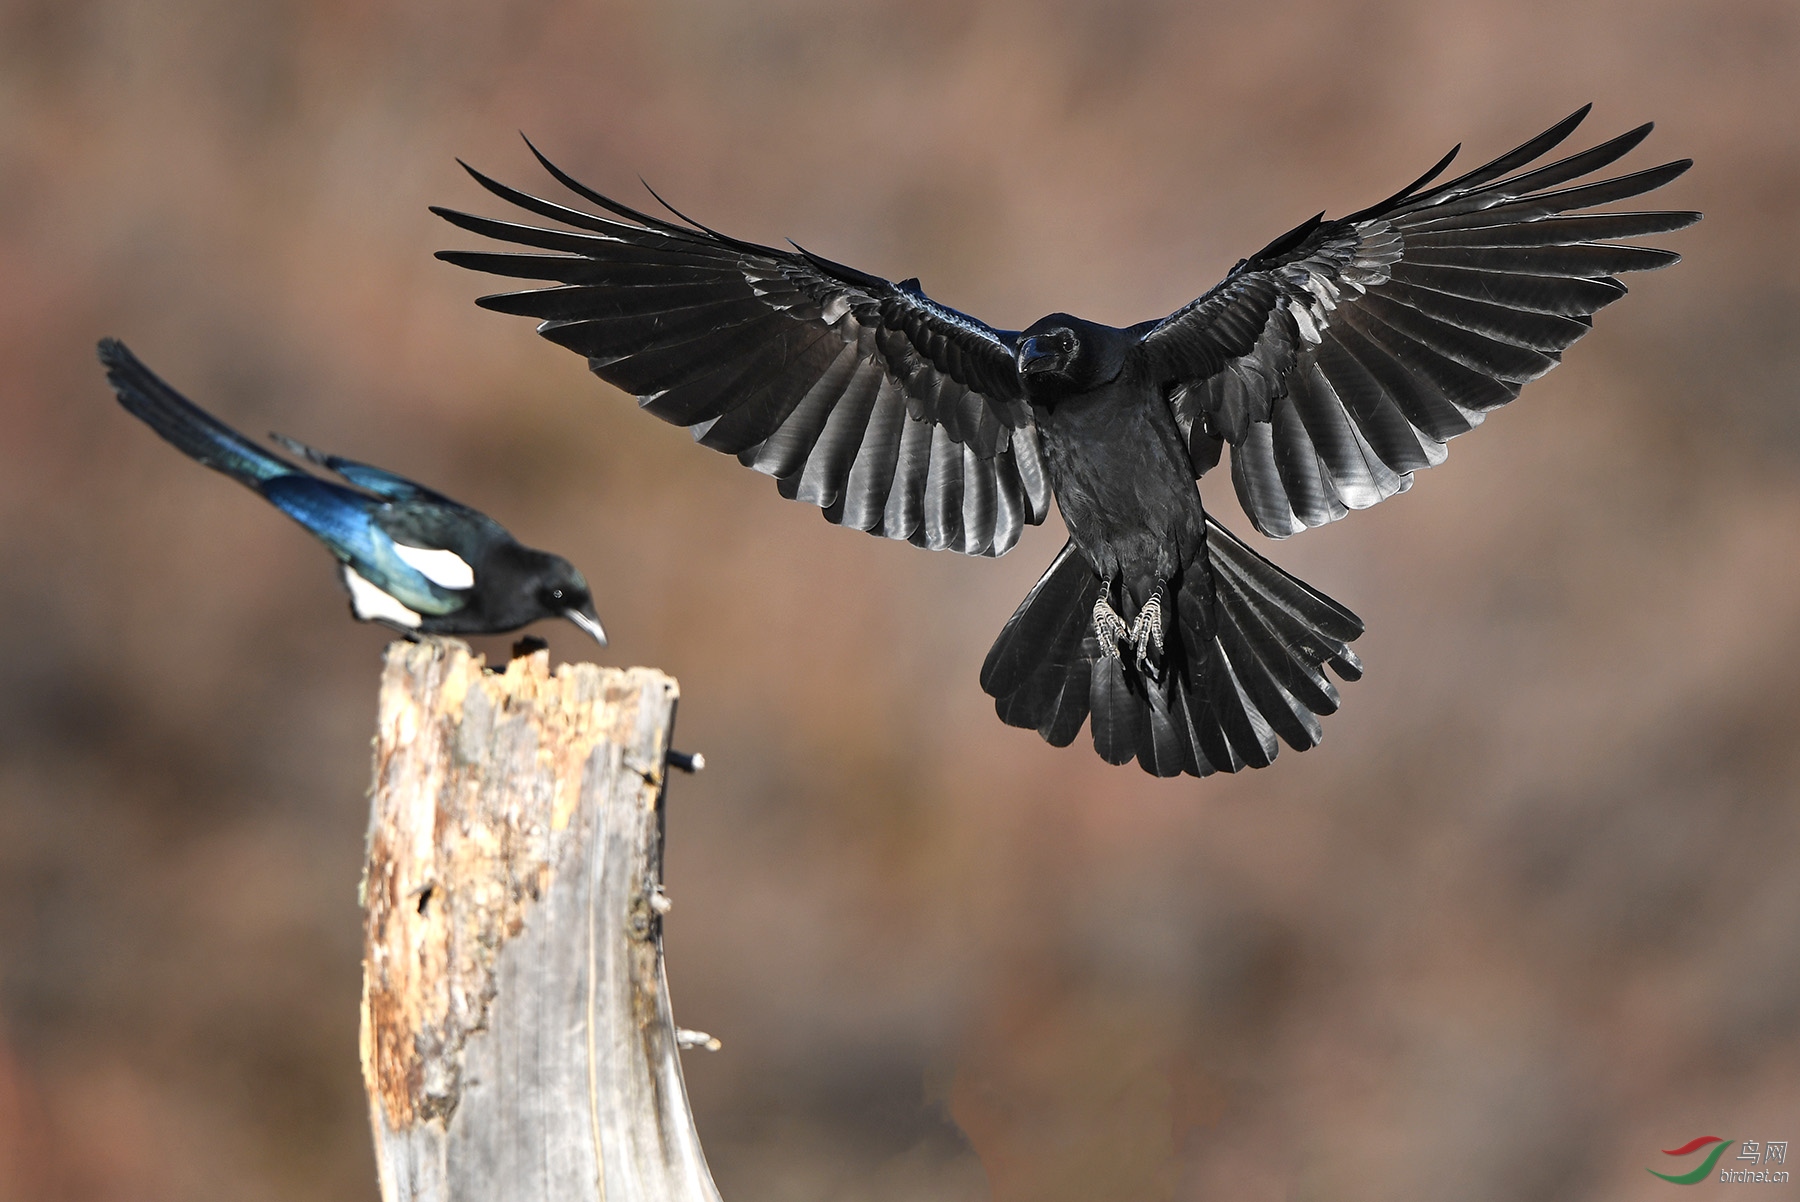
[360,639,720,1202]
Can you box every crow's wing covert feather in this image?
[434,148,1049,557]
[1140,106,1699,538]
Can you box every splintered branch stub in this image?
[360,639,721,1202]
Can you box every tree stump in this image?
[358,639,721,1202]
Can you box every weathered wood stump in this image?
[358,639,721,1202]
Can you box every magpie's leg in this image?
[1092,580,1130,657]
[1128,584,1167,681]
[511,634,550,660]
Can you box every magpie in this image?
[434,106,1695,777]
[99,338,608,645]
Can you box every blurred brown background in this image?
[0,1,1794,1199]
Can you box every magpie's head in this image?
[532,555,607,646]
[1016,314,1128,401]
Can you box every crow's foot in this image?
[1093,591,1130,654]
[1093,583,1166,680]
[1130,586,1166,680]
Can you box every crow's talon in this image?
[1093,584,1165,678]
[1129,586,1167,680]
[1092,593,1130,657]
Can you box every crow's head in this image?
[1016,314,1129,401]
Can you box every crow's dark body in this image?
[1035,360,1207,603]
[437,107,1696,777]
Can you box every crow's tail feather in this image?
[99,339,295,487]
[981,541,1103,749]
[981,519,1363,778]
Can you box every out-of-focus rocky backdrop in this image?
[0,2,1793,1199]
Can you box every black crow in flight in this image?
[100,338,608,645]
[434,106,1694,777]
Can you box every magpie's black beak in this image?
[564,605,608,646]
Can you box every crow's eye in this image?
[551,588,565,600]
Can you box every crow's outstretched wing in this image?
[434,149,1050,557]
[1140,106,1698,538]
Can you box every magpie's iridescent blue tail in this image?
[99,337,384,567]
[99,339,294,488]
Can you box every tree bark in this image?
[359,639,721,1202]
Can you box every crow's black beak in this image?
[564,606,608,646]
[1017,336,1058,376]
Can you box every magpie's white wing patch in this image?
[392,543,476,589]
[343,566,423,628]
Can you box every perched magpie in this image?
[435,106,1695,777]
[99,338,607,645]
